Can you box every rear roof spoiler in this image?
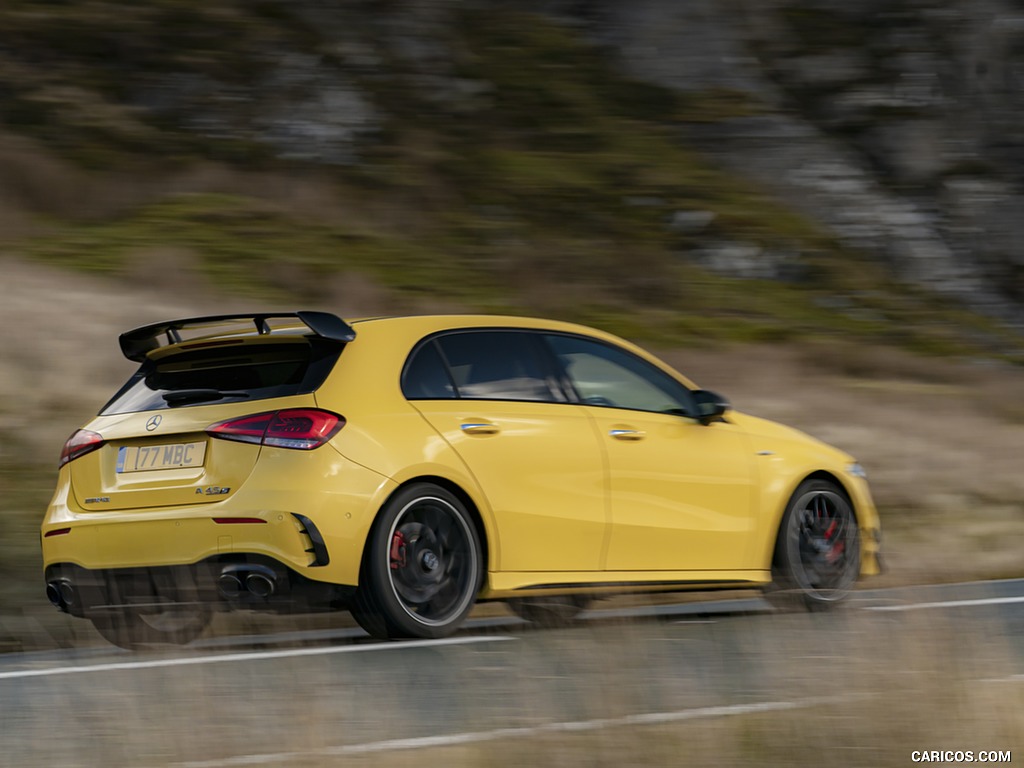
[119,311,357,362]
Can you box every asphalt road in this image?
[1,579,1022,767]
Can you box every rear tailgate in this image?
[69,396,318,512]
[67,315,349,512]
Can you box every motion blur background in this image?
[1,0,1023,677]
[1,3,1023,765]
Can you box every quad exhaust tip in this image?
[45,580,76,612]
[245,572,275,598]
[217,565,277,600]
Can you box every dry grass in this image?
[333,611,1023,768]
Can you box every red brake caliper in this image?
[823,520,844,563]
[390,531,407,570]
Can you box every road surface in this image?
[1,580,1021,767]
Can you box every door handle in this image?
[609,429,646,441]
[461,422,500,435]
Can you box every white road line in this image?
[170,695,868,768]
[864,596,1024,612]
[0,635,514,681]
[166,673,1024,767]
[982,674,1024,684]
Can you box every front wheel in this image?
[351,484,482,639]
[768,479,860,612]
[91,605,211,650]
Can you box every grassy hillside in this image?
[1,3,1020,359]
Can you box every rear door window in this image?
[402,330,563,402]
[100,340,341,415]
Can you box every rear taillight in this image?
[207,409,344,450]
[59,430,105,468]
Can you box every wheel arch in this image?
[763,469,856,569]
[356,474,493,584]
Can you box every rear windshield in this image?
[100,339,342,415]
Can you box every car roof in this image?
[348,314,624,341]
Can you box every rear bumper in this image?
[44,559,356,619]
[42,450,396,589]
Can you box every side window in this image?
[402,340,457,399]
[436,331,560,402]
[544,334,694,415]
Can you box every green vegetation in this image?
[22,188,1022,360]
[3,4,1019,359]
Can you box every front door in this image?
[543,333,758,573]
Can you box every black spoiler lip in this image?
[118,311,356,362]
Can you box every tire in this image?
[351,483,482,640]
[506,595,590,627]
[91,605,211,650]
[767,479,860,612]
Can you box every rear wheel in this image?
[768,479,860,611]
[352,483,482,639]
[91,605,211,649]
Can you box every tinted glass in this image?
[436,331,558,402]
[402,340,456,399]
[100,341,340,415]
[544,334,694,415]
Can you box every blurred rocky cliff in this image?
[585,0,1024,321]
[1,0,1022,337]
[539,0,1024,323]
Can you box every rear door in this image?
[404,331,608,573]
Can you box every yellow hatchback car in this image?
[42,312,882,648]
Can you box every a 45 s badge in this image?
[196,486,230,496]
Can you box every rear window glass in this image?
[100,340,341,415]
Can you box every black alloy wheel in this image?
[769,479,861,611]
[351,483,482,639]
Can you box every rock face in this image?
[558,0,1023,323]
[347,0,1022,325]
[2,0,1021,326]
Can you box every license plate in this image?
[116,442,207,473]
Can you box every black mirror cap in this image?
[693,389,730,424]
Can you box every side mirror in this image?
[692,389,730,425]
